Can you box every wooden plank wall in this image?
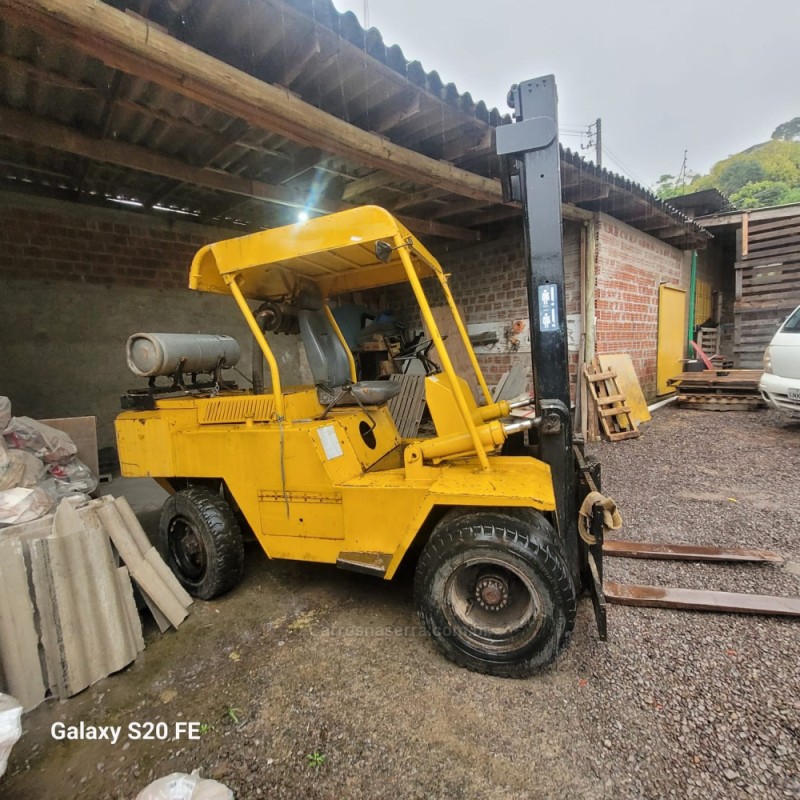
[735,211,800,367]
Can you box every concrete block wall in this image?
[594,213,689,398]
[0,193,306,449]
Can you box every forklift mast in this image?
[496,76,580,584]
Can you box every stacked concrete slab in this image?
[0,496,191,711]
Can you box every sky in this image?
[331,0,800,189]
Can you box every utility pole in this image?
[363,0,369,27]
[595,117,602,169]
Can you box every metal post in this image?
[595,117,602,169]
[497,75,580,582]
[687,249,697,353]
[499,76,571,412]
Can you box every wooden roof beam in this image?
[341,170,398,201]
[0,107,478,241]
[1,0,504,204]
[275,34,322,89]
[390,186,450,212]
[430,199,490,220]
[265,147,325,185]
[658,225,696,241]
[360,91,421,134]
[0,107,336,211]
[439,129,493,163]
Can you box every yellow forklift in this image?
[116,75,611,677]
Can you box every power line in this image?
[601,142,647,187]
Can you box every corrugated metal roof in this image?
[279,0,512,127]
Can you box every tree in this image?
[654,173,693,200]
[672,139,800,209]
[772,117,800,142]
[730,181,800,209]
[716,159,765,195]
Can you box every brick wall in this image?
[595,213,689,398]
[366,221,583,394]
[0,196,211,290]
[0,193,305,448]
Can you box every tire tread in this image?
[160,486,244,600]
[414,512,576,677]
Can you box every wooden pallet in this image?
[669,369,765,411]
[668,369,763,392]
[584,359,640,442]
[677,394,766,412]
[387,374,427,438]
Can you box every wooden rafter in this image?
[391,187,451,212]
[1,0,504,205]
[146,117,251,207]
[275,34,321,88]
[359,92,421,134]
[341,171,398,202]
[0,106,479,240]
[76,70,126,200]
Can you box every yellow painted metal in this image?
[226,274,285,418]
[116,205,559,581]
[425,373,479,437]
[396,240,492,471]
[324,305,357,383]
[694,278,713,326]
[116,394,555,578]
[419,420,507,462]
[657,284,687,396]
[190,206,443,300]
[426,373,513,436]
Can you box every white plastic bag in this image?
[0,443,23,491]
[0,693,23,779]
[0,485,56,527]
[0,447,47,491]
[135,770,233,800]
[0,397,10,432]
[48,457,98,496]
[4,417,77,464]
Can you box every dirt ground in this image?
[3,407,799,799]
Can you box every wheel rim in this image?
[167,516,208,585]
[442,556,544,655]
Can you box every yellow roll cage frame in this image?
[190,206,495,470]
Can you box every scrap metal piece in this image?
[604,582,800,617]
[603,540,784,563]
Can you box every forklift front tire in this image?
[414,511,576,678]
[159,486,244,600]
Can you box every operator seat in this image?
[297,289,401,408]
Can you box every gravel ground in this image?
[3,406,799,799]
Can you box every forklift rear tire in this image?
[159,486,244,600]
[414,510,576,678]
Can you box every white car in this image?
[760,304,800,414]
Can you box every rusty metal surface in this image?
[603,540,784,563]
[604,581,800,617]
